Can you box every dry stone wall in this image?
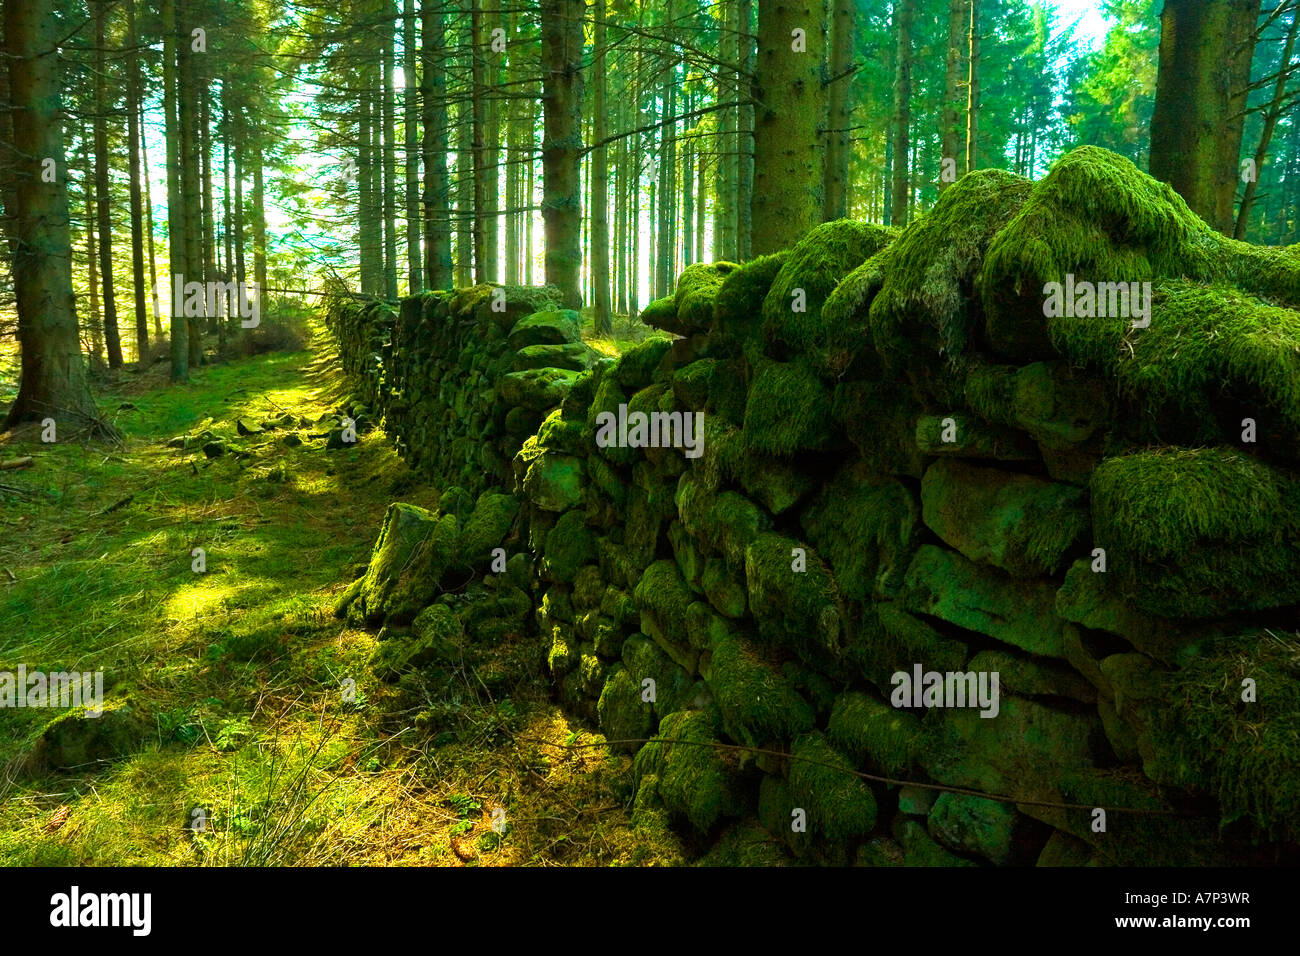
[329,148,1300,867]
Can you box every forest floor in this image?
[0,321,686,866]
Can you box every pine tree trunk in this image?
[823,0,853,219]
[717,0,737,260]
[125,0,149,360]
[592,0,612,333]
[890,0,914,227]
[5,0,103,428]
[941,0,968,185]
[94,0,123,368]
[84,142,104,364]
[200,83,216,332]
[404,0,421,293]
[252,141,268,309]
[471,0,487,283]
[736,0,754,258]
[382,1,399,298]
[178,0,203,367]
[421,0,452,290]
[163,0,187,381]
[540,0,584,308]
[140,100,161,337]
[966,0,980,173]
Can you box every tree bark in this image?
[5,0,103,428]
[592,0,612,333]
[421,0,452,289]
[541,0,584,308]
[966,0,980,173]
[163,0,187,380]
[126,0,149,360]
[1235,5,1299,239]
[93,0,123,368]
[404,0,421,293]
[752,0,825,253]
[941,0,969,187]
[890,0,914,227]
[382,0,399,298]
[823,0,853,218]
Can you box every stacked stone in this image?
[327,284,598,496]
[330,146,1300,867]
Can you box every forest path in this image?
[0,325,680,866]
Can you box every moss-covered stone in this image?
[674,261,741,330]
[921,459,1088,577]
[522,452,585,512]
[915,413,1037,461]
[901,545,1066,658]
[614,336,675,390]
[511,342,595,372]
[370,603,464,681]
[892,816,979,867]
[745,532,842,657]
[713,252,788,354]
[710,630,815,747]
[542,508,596,583]
[694,822,791,866]
[967,649,1096,703]
[675,474,772,568]
[826,691,924,775]
[634,559,697,669]
[788,732,878,841]
[742,357,835,456]
[458,491,519,566]
[621,634,694,719]
[497,367,581,412]
[927,793,1033,866]
[639,295,680,334]
[762,219,896,359]
[30,700,150,773]
[801,464,921,603]
[701,556,747,618]
[506,308,581,349]
[633,709,743,833]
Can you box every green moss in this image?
[694,823,791,866]
[370,603,464,681]
[871,169,1031,370]
[639,296,679,333]
[891,817,979,867]
[633,709,742,833]
[742,356,835,456]
[762,219,896,360]
[674,261,741,330]
[458,492,519,566]
[1150,630,1300,842]
[1091,447,1300,561]
[675,473,772,568]
[914,413,1037,461]
[701,556,747,618]
[875,602,969,675]
[535,407,587,454]
[437,486,474,523]
[546,623,575,677]
[713,252,788,352]
[826,691,923,775]
[621,634,694,719]
[543,509,596,583]
[522,452,585,512]
[822,247,892,378]
[31,701,150,773]
[710,630,816,747]
[801,464,921,603]
[788,732,878,841]
[614,336,675,390]
[744,532,842,656]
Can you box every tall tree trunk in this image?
[736,0,754,257]
[126,0,149,360]
[404,0,421,292]
[382,1,399,298]
[140,100,161,337]
[252,140,267,308]
[221,79,232,351]
[717,0,738,260]
[752,0,825,253]
[1236,16,1296,242]
[823,0,853,218]
[422,0,452,289]
[200,81,216,332]
[484,25,500,283]
[5,0,102,428]
[683,89,694,268]
[93,0,123,368]
[84,142,104,364]
[1150,0,1262,233]
[178,0,203,368]
[163,0,187,381]
[234,109,247,290]
[540,0,584,308]
[965,0,980,173]
[697,141,706,262]
[940,0,968,186]
[890,0,914,227]
[657,50,676,297]
[592,0,612,333]
[471,0,487,283]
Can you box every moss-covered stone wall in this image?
[329,148,1300,867]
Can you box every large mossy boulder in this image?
[674,261,741,331]
[506,308,581,349]
[351,503,455,626]
[29,701,149,773]
[633,709,745,833]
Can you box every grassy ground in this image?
[0,322,684,866]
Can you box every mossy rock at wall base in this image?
[674,261,741,331]
[621,634,695,720]
[788,732,878,842]
[709,630,816,748]
[633,709,744,834]
[762,219,896,359]
[1036,830,1097,866]
[542,509,596,583]
[370,603,464,681]
[597,666,657,753]
[353,503,444,626]
[694,822,791,866]
[965,361,1110,450]
[458,491,519,566]
[901,545,1066,658]
[921,459,1088,578]
[826,691,923,775]
[506,309,581,349]
[891,817,979,867]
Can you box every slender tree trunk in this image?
[717,0,737,260]
[592,0,612,332]
[93,0,123,368]
[736,0,754,258]
[178,0,203,367]
[1236,5,1297,238]
[471,0,487,283]
[422,0,452,289]
[221,80,232,351]
[823,0,853,218]
[200,82,216,333]
[234,110,247,290]
[403,0,421,293]
[540,0,584,308]
[966,0,980,173]
[140,100,160,337]
[84,143,104,364]
[382,1,399,298]
[941,0,968,185]
[890,0,914,227]
[252,140,267,308]
[683,87,694,269]
[696,141,706,262]
[5,0,102,427]
[126,0,149,360]
[163,0,187,381]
